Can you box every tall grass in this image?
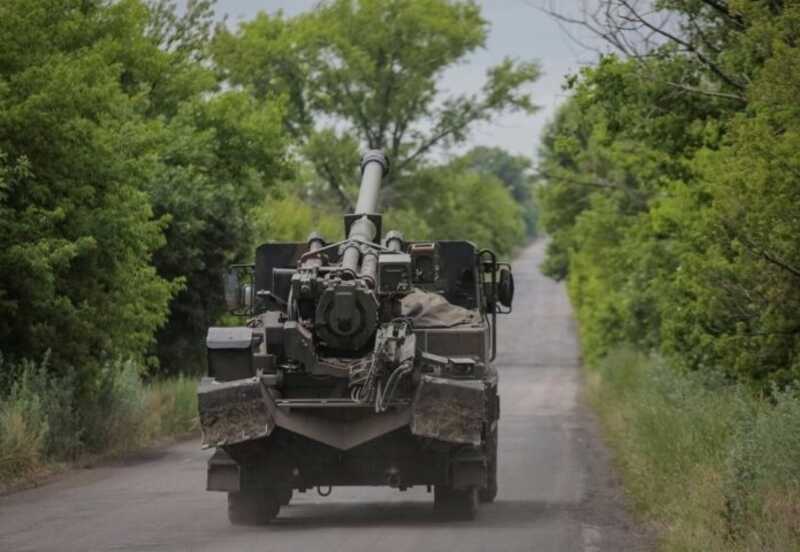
[143,376,199,437]
[0,355,198,485]
[588,348,800,551]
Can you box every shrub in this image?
[725,387,800,550]
[143,376,199,438]
[81,360,149,454]
[4,354,82,460]
[588,348,800,551]
[0,352,76,480]
[0,352,199,484]
[0,390,47,482]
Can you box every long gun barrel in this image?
[341,150,389,274]
[355,150,388,214]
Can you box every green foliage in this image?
[130,1,291,375]
[382,208,433,243]
[1,353,82,460]
[459,146,539,237]
[391,161,525,257]
[214,0,540,207]
[725,386,800,548]
[662,29,800,385]
[0,0,293,377]
[0,352,197,485]
[80,360,150,453]
[540,3,800,546]
[144,375,199,437]
[537,3,800,386]
[538,54,725,362]
[0,358,49,481]
[588,348,800,551]
[0,399,47,482]
[143,89,290,375]
[0,0,178,392]
[252,183,342,243]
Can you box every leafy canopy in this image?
[214,0,540,208]
[0,0,178,393]
[537,2,800,387]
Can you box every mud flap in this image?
[207,449,240,492]
[451,456,487,490]
[198,377,275,448]
[411,375,485,446]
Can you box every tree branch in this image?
[665,80,745,102]
[731,225,800,281]
[395,117,475,174]
[616,0,745,91]
[318,160,353,211]
[540,0,748,97]
[698,0,745,28]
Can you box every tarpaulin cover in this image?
[400,289,480,328]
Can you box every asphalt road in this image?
[0,240,649,552]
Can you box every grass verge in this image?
[587,348,800,551]
[0,358,198,489]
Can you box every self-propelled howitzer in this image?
[198,150,515,524]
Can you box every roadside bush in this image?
[144,376,199,437]
[4,354,82,460]
[588,348,800,551]
[725,388,800,550]
[0,353,198,486]
[0,387,47,482]
[0,352,79,480]
[81,361,149,454]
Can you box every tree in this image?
[115,0,292,374]
[543,0,751,103]
[0,0,293,381]
[537,2,800,386]
[142,90,290,374]
[389,162,525,258]
[459,146,539,236]
[251,169,342,244]
[662,17,800,385]
[0,0,177,394]
[536,54,728,362]
[214,0,540,209]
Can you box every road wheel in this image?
[278,488,293,506]
[227,491,280,525]
[479,427,498,503]
[434,485,478,521]
[433,485,450,512]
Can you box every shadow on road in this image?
[260,499,574,531]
